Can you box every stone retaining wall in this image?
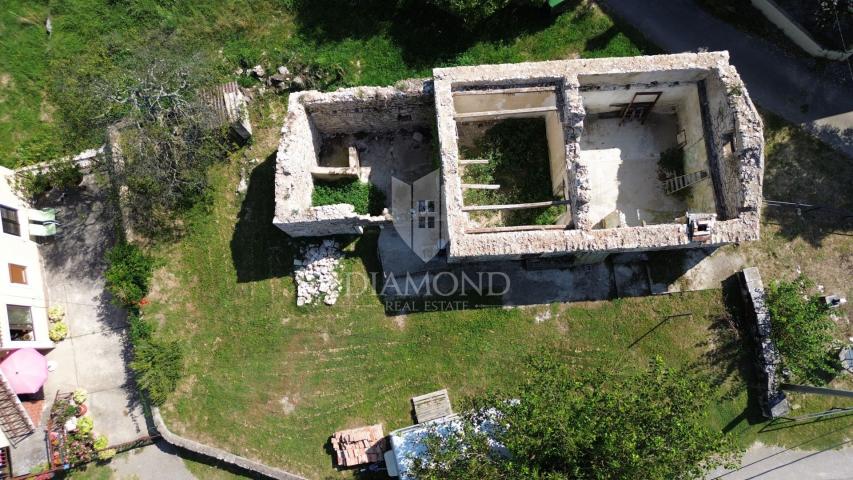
[739,267,790,419]
[151,407,307,480]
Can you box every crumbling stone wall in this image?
[302,80,434,134]
[434,52,763,263]
[739,267,790,419]
[275,52,764,260]
[274,83,433,237]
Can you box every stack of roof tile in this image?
[331,424,387,467]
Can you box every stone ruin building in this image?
[273,52,764,268]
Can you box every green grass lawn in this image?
[142,98,853,477]
[0,1,645,168]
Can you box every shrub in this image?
[130,337,184,406]
[93,435,109,451]
[767,276,837,384]
[73,388,88,405]
[425,0,542,23]
[76,416,94,435]
[48,306,65,323]
[13,159,83,201]
[105,243,155,307]
[97,449,116,461]
[49,322,69,342]
[14,170,52,201]
[128,310,155,344]
[46,158,84,191]
[312,179,386,215]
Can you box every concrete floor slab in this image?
[71,330,131,392]
[62,299,126,338]
[42,339,79,394]
[88,387,145,445]
[580,114,685,227]
[318,129,436,202]
[108,442,197,480]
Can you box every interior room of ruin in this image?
[577,73,717,229]
[451,84,572,231]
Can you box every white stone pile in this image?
[294,240,343,306]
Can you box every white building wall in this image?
[0,167,52,350]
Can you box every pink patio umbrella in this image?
[0,348,48,394]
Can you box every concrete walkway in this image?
[708,441,853,480]
[600,0,853,158]
[8,176,193,478]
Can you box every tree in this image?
[411,357,739,480]
[106,47,229,236]
[425,0,542,24]
[767,277,837,384]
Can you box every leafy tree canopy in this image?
[411,356,739,480]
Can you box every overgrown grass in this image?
[462,118,562,226]
[146,151,852,478]
[312,179,386,215]
[1,1,645,168]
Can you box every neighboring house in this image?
[0,167,52,350]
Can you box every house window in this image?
[6,305,34,341]
[427,217,435,228]
[8,264,27,285]
[418,217,426,228]
[0,206,20,237]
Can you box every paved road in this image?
[600,0,853,157]
[708,441,853,480]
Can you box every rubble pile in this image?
[294,240,343,306]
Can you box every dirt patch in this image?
[148,269,180,303]
[39,97,56,122]
[391,314,406,330]
[0,73,12,89]
[279,395,298,415]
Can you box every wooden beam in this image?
[466,224,569,234]
[454,106,557,122]
[462,199,571,212]
[462,184,500,190]
[459,159,489,165]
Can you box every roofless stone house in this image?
[274,52,764,266]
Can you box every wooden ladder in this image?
[664,170,709,194]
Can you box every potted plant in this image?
[72,388,88,405]
[76,403,88,417]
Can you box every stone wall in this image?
[151,408,306,480]
[273,83,433,237]
[433,52,763,263]
[275,52,764,259]
[739,267,790,419]
[302,80,434,135]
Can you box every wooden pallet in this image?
[412,389,453,423]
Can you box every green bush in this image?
[14,170,52,201]
[13,158,84,201]
[312,179,386,215]
[105,243,155,307]
[77,416,94,435]
[130,337,184,406]
[94,435,109,451]
[767,277,837,384]
[97,448,117,461]
[426,0,542,23]
[49,322,69,342]
[128,310,155,344]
